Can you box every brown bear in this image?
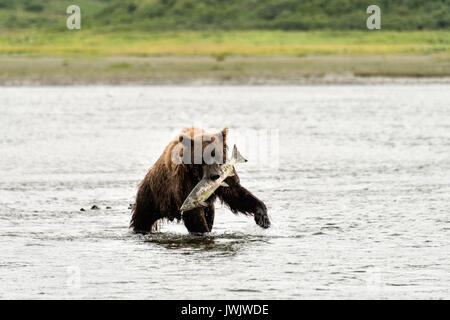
[130,127,270,233]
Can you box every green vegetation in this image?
[1,55,449,85]
[0,0,449,31]
[0,0,107,29]
[1,1,448,57]
[0,30,449,56]
[0,1,449,83]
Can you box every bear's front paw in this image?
[254,208,270,229]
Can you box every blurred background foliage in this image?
[0,0,449,31]
[0,1,449,82]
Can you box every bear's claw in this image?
[254,209,271,229]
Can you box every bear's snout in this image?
[210,174,220,180]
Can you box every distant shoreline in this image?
[1,55,449,86]
[2,76,450,86]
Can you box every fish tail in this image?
[232,144,247,163]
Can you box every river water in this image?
[0,85,449,299]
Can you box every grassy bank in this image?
[1,30,449,56]
[1,30,449,84]
[1,55,449,85]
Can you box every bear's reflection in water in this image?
[140,232,269,256]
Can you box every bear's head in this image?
[167,127,229,181]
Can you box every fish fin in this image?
[232,144,247,163]
[220,182,229,187]
[199,201,208,207]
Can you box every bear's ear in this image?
[222,127,228,146]
[221,127,228,139]
[178,133,193,145]
[216,127,228,142]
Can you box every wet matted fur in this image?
[130,127,270,233]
